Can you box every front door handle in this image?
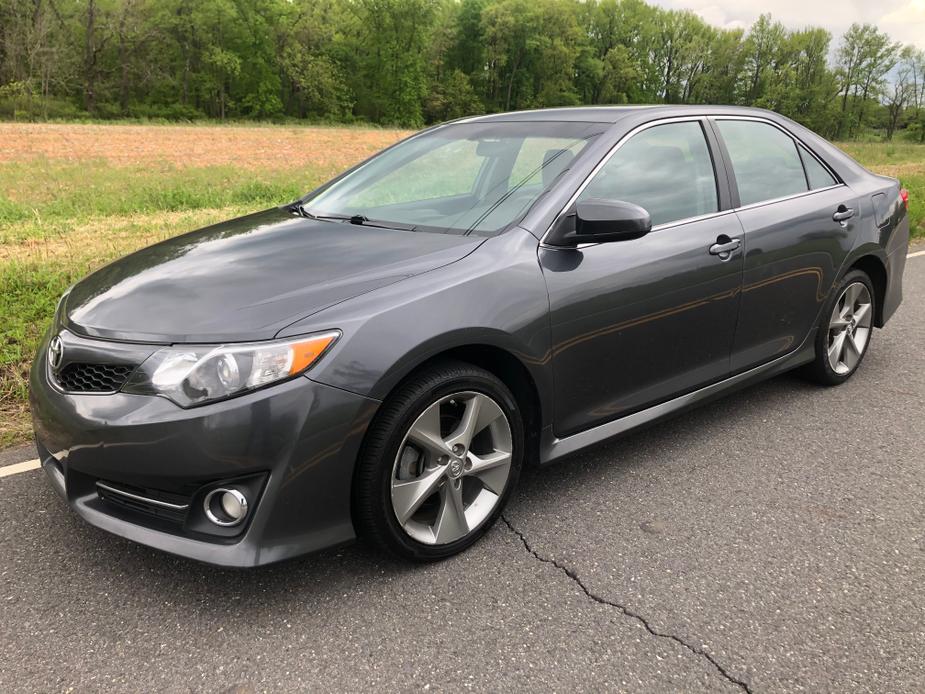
[709,236,741,260]
[833,205,855,226]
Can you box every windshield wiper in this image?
[293,205,352,222]
[297,205,416,231]
[349,216,417,231]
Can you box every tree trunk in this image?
[504,53,521,111]
[83,0,97,115]
[117,8,129,113]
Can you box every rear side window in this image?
[579,121,718,226]
[717,120,808,206]
[799,146,837,189]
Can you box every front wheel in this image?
[353,360,524,561]
[801,269,875,386]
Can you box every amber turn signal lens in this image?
[289,332,340,375]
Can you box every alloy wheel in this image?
[827,281,873,375]
[390,391,513,545]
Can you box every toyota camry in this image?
[30,106,909,565]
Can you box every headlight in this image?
[123,331,340,407]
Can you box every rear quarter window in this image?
[799,145,838,190]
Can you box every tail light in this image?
[900,188,909,209]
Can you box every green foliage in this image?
[425,70,484,122]
[834,24,903,139]
[0,0,920,136]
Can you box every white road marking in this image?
[0,459,41,478]
[0,248,920,478]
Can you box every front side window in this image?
[717,120,808,206]
[305,121,602,236]
[578,121,718,227]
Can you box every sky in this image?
[650,0,925,50]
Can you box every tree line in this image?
[1,0,924,140]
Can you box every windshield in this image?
[302,121,603,236]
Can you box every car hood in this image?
[64,208,484,343]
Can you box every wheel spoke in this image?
[843,332,862,368]
[838,302,853,324]
[828,331,847,365]
[852,301,871,327]
[445,393,506,452]
[467,451,511,496]
[445,394,482,451]
[829,316,850,331]
[467,450,511,494]
[434,482,468,543]
[391,466,445,524]
[407,402,450,459]
[843,283,859,309]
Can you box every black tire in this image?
[800,269,876,386]
[352,359,524,561]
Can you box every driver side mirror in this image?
[546,199,652,246]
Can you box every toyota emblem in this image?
[48,335,64,371]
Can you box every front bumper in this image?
[29,333,379,567]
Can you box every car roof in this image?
[459,105,782,124]
[456,105,871,185]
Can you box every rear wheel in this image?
[802,269,875,386]
[353,360,523,561]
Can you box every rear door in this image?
[541,119,744,437]
[712,118,859,373]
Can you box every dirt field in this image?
[0,122,411,169]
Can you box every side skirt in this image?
[538,329,817,465]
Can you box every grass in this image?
[0,128,922,447]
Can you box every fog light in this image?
[204,488,248,527]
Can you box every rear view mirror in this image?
[546,199,652,246]
[475,139,506,157]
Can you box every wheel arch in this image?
[848,253,888,327]
[369,341,547,467]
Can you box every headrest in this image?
[542,148,575,187]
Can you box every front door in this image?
[540,119,744,437]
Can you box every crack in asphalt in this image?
[500,515,753,694]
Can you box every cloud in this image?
[650,0,925,48]
[879,0,925,48]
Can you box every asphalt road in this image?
[2,256,923,693]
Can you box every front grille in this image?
[55,363,135,393]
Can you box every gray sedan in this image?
[30,105,909,565]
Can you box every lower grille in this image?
[96,480,190,524]
[56,363,135,393]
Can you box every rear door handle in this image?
[833,206,855,226]
[709,237,741,259]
